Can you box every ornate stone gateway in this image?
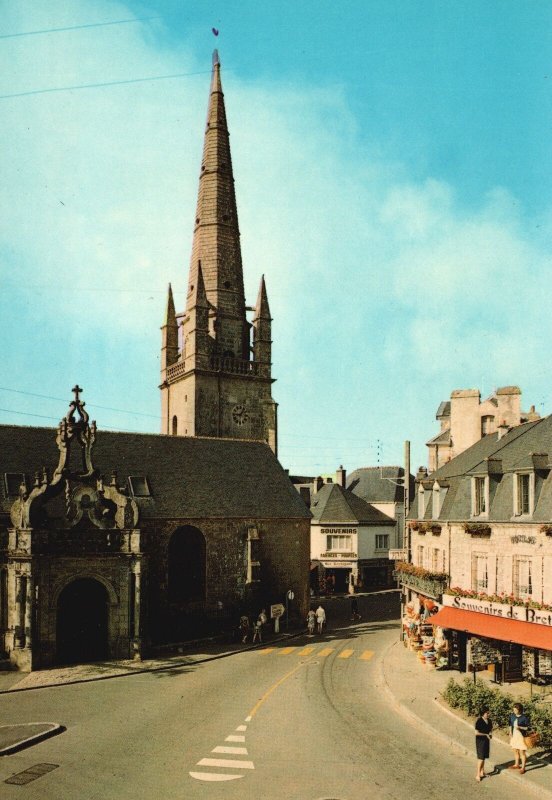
[6,388,144,670]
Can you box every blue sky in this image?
[1,0,551,475]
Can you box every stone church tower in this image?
[160,51,277,454]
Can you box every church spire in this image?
[186,50,247,360]
[253,275,272,378]
[160,283,178,379]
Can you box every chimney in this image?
[312,476,324,494]
[335,465,346,488]
[416,466,428,481]
[497,419,510,440]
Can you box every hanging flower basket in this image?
[463,523,491,537]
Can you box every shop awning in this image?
[429,607,552,651]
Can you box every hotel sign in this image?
[443,593,552,628]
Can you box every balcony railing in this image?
[394,565,449,599]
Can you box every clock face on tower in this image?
[232,404,249,426]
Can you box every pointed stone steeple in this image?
[160,52,277,453]
[183,264,210,371]
[160,283,178,379]
[186,50,247,360]
[253,275,272,378]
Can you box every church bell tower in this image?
[160,51,277,454]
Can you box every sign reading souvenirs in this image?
[320,527,358,535]
[443,594,552,627]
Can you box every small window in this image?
[326,535,352,551]
[474,477,487,515]
[481,415,495,436]
[516,474,530,515]
[513,557,533,598]
[472,554,488,591]
[417,545,424,567]
[172,415,178,435]
[128,476,151,497]
[4,473,26,496]
[375,534,389,550]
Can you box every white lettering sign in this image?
[442,594,552,627]
[389,549,407,561]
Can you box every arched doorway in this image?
[57,578,109,665]
[168,526,206,603]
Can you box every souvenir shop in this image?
[402,593,449,669]
[427,595,552,683]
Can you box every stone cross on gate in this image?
[72,385,83,403]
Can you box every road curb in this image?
[379,640,552,800]
[0,631,306,695]
[0,722,64,756]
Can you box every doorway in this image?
[57,578,109,665]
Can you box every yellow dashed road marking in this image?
[338,649,354,659]
[299,646,316,656]
[360,650,375,661]
[259,648,275,655]
[318,647,334,657]
[279,647,296,655]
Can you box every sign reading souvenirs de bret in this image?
[443,593,552,627]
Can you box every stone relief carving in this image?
[10,387,138,531]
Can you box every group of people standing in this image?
[474,702,534,782]
[238,609,267,644]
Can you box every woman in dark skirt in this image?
[475,707,493,781]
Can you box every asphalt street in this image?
[0,593,540,799]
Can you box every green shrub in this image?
[441,677,552,747]
[442,678,463,707]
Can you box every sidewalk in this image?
[379,638,552,799]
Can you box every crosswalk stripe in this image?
[225,735,245,742]
[198,758,254,770]
[338,649,354,659]
[236,725,247,731]
[279,646,296,655]
[360,650,375,660]
[318,647,334,657]
[259,648,275,655]
[189,772,243,782]
[212,746,248,755]
[299,646,315,656]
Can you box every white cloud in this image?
[1,0,551,473]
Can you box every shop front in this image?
[428,595,552,682]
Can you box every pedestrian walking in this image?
[350,595,361,620]
[307,608,316,635]
[474,706,492,781]
[252,609,267,644]
[508,702,530,774]
[315,604,326,634]
[239,614,250,644]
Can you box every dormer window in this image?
[472,476,488,517]
[418,487,425,518]
[514,473,532,516]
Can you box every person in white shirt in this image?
[315,605,326,634]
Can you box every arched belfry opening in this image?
[56,578,109,665]
[168,526,206,603]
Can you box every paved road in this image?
[0,593,535,798]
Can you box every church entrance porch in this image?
[56,578,109,665]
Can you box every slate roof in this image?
[426,429,451,446]
[347,466,414,504]
[410,416,552,522]
[436,401,451,418]
[0,425,311,521]
[310,483,395,525]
